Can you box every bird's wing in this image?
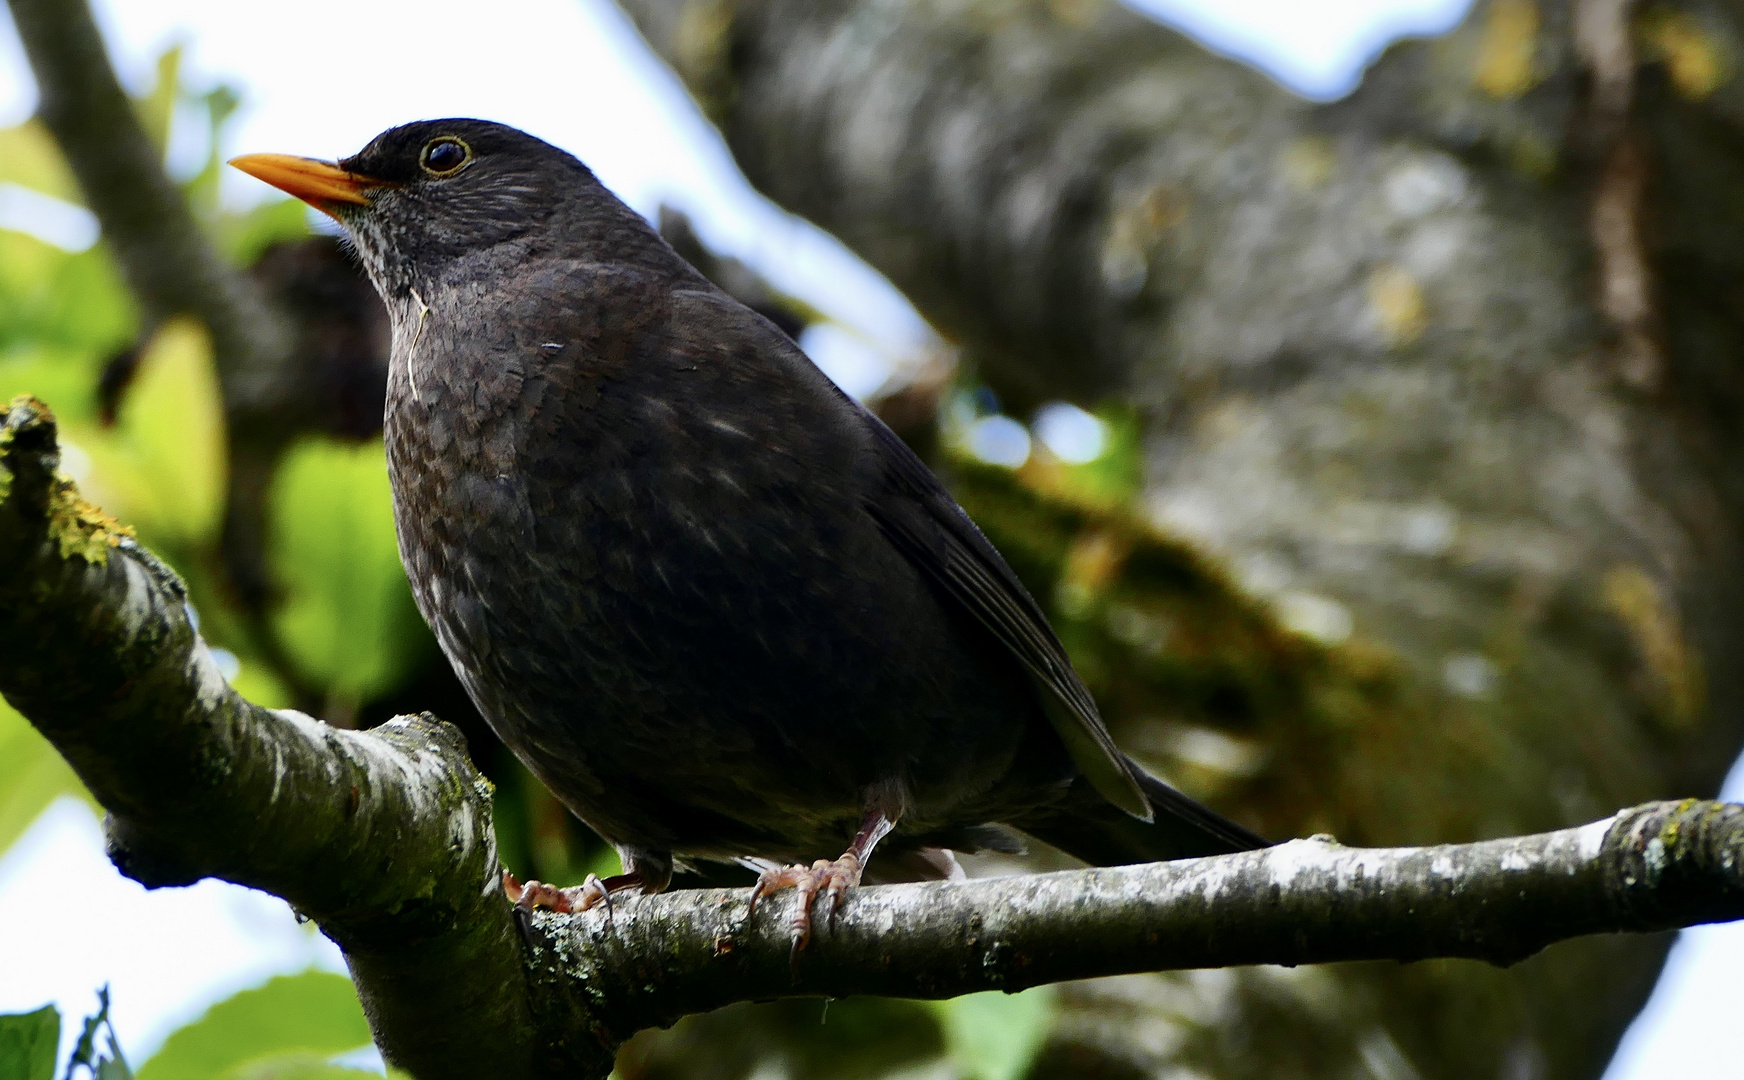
[859,412,1152,821]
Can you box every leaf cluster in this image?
[0,974,384,1080]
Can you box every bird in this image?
[230,119,1268,946]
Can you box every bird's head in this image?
[231,119,589,297]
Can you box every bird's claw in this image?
[747,852,863,955]
[502,869,613,923]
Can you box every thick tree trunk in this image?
[613,1,1744,1077]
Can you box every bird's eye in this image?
[420,137,471,176]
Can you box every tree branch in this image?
[0,395,576,1078]
[3,394,1742,1077]
[556,798,1744,1043]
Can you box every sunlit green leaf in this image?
[0,233,134,356]
[269,438,431,701]
[0,121,80,201]
[0,1004,59,1080]
[0,695,94,858]
[137,973,370,1080]
[0,346,104,430]
[138,46,182,152]
[228,660,292,712]
[931,987,1055,1080]
[81,318,227,548]
[223,1054,380,1080]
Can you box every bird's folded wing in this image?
[860,414,1152,821]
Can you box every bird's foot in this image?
[747,852,864,953]
[502,869,613,919]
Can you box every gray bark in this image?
[612,1,1744,1077]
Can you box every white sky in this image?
[0,0,1739,1075]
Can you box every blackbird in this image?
[231,120,1267,942]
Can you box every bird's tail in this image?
[1012,754,1270,866]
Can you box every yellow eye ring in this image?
[419,136,472,177]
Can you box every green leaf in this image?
[137,46,182,152]
[0,694,93,858]
[81,318,227,548]
[138,973,370,1080]
[97,1058,137,1080]
[220,1053,380,1080]
[227,659,292,712]
[269,438,432,702]
[0,345,105,426]
[931,988,1056,1080]
[0,1005,60,1080]
[0,121,80,201]
[0,234,135,357]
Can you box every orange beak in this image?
[228,153,390,218]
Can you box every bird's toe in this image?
[502,869,613,917]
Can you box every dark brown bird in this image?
[231,120,1267,944]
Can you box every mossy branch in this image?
[3,394,1743,1078]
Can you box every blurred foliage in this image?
[0,121,79,199]
[1019,405,1143,511]
[79,318,227,548]
[268,437,431,704]
[619,988,1059,1080]
[65,987,134,1080]
[216,199,316,268]
[619,996,947,1080]
[1,973,382,1080]
[0,1004,60,1080]
[137,973,373,1080]
[931,989,1056,1080]
[0,696,95,856]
